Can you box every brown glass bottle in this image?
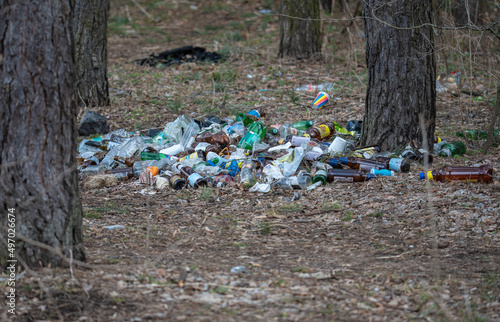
[305,121,335,140]
[114,155,138,167]
[338,157,387,172]
[105,168,134,179]
[326,168,376,183]
[373,157,411,173]
[421,165,493,183]
[167,174,187,190]
[175,164,207,188]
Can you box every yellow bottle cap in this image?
[427,171,433,180]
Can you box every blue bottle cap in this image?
[366,173,376,180]
[339,157,348,164]
[329,159,341,167]
[419,173,425,180]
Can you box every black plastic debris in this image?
[78,110,110,136]
[134,45,222,67]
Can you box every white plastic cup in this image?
[328,137,348,154]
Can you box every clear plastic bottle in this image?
[239,159,257,187]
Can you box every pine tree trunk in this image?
[0,0,85,268]
[74,0,110,107]
[361,0,436,151]
[279,0,322,58]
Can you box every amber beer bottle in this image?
[175,164,207,188]
[305,121,335,140]
[114,155,138,167]
[105,168,134,179]
[326,169,376,183]
[420,165,493,183]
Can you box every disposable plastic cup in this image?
[312,91,329,109]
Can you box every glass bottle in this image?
[373,157,411,172]
[292,120,314,130]
[166,173,186,190]
[420,165,493,183]
[114,155,138,167]
[175,164,207,188]
[337,157,386,172]
[305,121,335,140]
[312,163,328,185]
[326,168,376,183]
[105,168,134,180]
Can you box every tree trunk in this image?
[0,0,85,268]
[279,0,322,58]
[74,0,110,107]
[321,0,333,14]
[361,0,436,151]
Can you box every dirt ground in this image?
[5,1,500,321]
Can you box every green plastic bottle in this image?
[237,121,267,150]
[235,113,258,127]
[438,141,466,157]
[292,120,313,131]
[140,151,167,161]
[456,129,499,140]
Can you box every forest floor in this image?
[7,1,500,321]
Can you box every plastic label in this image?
[187,173,203,187]
[334,176,354,183]
[389,158,403,172]
[316,125,331,139]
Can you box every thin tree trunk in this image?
[361,0,436,151]
[279,0,321,59]
[482,86,500,154]
[0,0,85,268]
[74,0,110,107]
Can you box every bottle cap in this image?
[419,172,425,180]
[329,159,341,167]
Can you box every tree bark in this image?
[74,0,110,107]
[361,0,436,151]
[279,0,322,58]
[0,0,85,268]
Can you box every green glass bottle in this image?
[140,151,167,161]
[438,141,466,157]
[292,120,313,131]
[456,129,499,140]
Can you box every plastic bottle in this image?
[326,169,376,183]
[235,112,258,127]
[180,121,200,151]
[305,121,335,140]
[279,123,306,138]
[292,120,314,130]
[239,159,257,188]
[195,131,230,154]
[420,165,493,183]
[282,147,306,177]
[370,169,395,176]
[140,151,169,161]
[456,129,499,140]
[238,121,267,150]
[438,141,466,157]
[274,172,312,190]
[175,164,207,188]
[248,107,266,118]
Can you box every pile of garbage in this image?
[78,109,494,191]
